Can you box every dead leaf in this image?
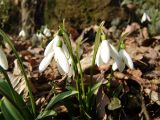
[8,73,29,98]
[8,59,37,99]
[144,88,160,105]
[96,87,109,120]
[142,27,149,40]
[121,22,140,36]
[13,59,21,75]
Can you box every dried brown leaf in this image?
[96,87,109,120]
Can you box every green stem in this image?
[90,21,105,91]
[76,40,85,99]
[107,69,113,89]
[0,29,36,116]
[59,25,86,114]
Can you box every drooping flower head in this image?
[39,34,73,76]
[19,29,26,38]
[112,41,134,72]
[141,12,151,23]
[95,34,120,67]
[43,26,51,37]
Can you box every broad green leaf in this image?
[0,29,36,115]
[86,81,102,111]
[45,90,78,110]
[108,97,121,110]
[36,110,57,120]
[1,97,24,120]
[0,80,33,119]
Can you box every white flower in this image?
[39,52,54,72]
[19,29,26,38]
[44,35,59,57]
[112,49,134,72]
[54,47,70,74]
[141,12,151,23]
[43,27,51,37]
[36,33,45,41]
[96,40,110,66]
[95,40,119,67]
[0,48,8,70]
[39,35,72,76]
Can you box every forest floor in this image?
[2,22,160,120]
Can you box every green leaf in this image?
[0,80,33,119]
[36,110,57,120]
[0,28,36,116]
[45,90,78,110]
[108,97,121,110]
[86,81,102,111]
[1,97,24,120]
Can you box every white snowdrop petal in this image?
[112,58,125,72]
[54,47,70,74]
[68,66,74,77]
[57,57,73,77]
[120,49,134,69]
[147,14,151,22]
[100,40,110,64]
[141,13,147,23]
[44,40,54,56]
[95,45,104,66]
[141,12,150,23]
[0,48,8,70]
[19,29,26,38]
[118,60,126,72]
[39,52,54,72]
[53,35,61,48]
[44,35,60,56]
[57,62,65,75]
[62,43,70,59]
[112,62,118,71]
[43,27,51,37]
[109,44,119,60]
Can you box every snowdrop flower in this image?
[95,40,120,67]
[19,29,26,38]
[112,49,134,72]
[36,32,45,41]
[96,40,110,66]
[0,48,8,70]
[39,34,72,76]
[43,26,51,37]
[141,12,151,23]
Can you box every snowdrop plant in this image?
[39,34,73,76]
[112,42,134,72]
[18,29,27,38]
[141,12,151,23]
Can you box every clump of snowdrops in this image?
[0,21,134,119]
[39,21,134,118]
